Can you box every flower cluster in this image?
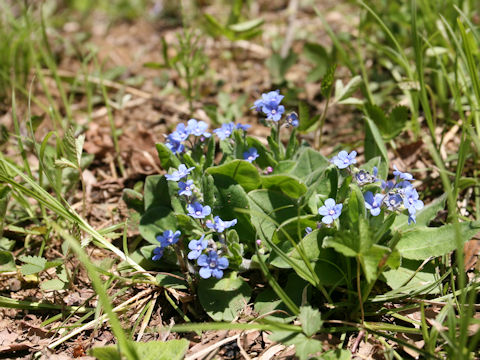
[152,230,181,260]
[252,90,285,121]
[166,119,211,154]
[157,159,238,278]
[317,151,423,227]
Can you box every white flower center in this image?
[329,209,335,215]
[271,109,276,114]
[196,210,201,216]
[209,261,216,268]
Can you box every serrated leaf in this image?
[75,134,85,165]
[19,255,47,275]
[54,158,77,169]
[334,75,362,102]
[321,64,336,98]
[299,305,322,337]
[63,127,78,164]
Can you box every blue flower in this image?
[170,123,190,143]
[286,112,299,127]
[354,169,377,186]
[165,164,195,181]
[304,227,313,236]
[364,191,384,216]
[205,216,237,233]
[403,187,424,214]
[331,150,357,169]
[186,119,211,138]
[383,192,403,211]
[165,136,185,154]
[236,123,251,131]
[393,165,414,181]
[187,202,211,219]
[395,181,413,190]
[253,90,285,122]
[213,122,235,140]
[243,147,259,163]
[187,235,208,260]
[152,247,164,261]
[318,198,343,224]
[197,250,229,279]
[178,179,194,196]
[381,180,395,191]
[156,230,181,248]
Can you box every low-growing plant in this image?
[124,89,480,359]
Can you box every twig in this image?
[351,329,365,353]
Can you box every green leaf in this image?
[285,129,299,159]
[303,43,330,68]
[246,136,277,168]
[228,18,264,32]
[54,158,77,169]
[360,244,399,283]
[297,102,319,132]
[334,76,362,103]
[63,127,78,165]
[156,273,188,290]
[248,189,298,244]
[290,148,330,180]
[0,238,15,251]
[122,189,144,214]
[396,221,480,260]
[40,278,67,291]
[206,160,260,192]
[321,64,337,98]
[365,104,408,140]
[0,251,15,272]
[364,117,388,163]
[19,255,47,275]
[0,185,11,237]
[155,143,180,171]
[139,206,177,245]
[75,134,85,165]
[144,175,171,211]
[198,272,252,321]
[324,232,359,257]
[203,136,215,170]
[254,273,306,321]
[268,331,323,360]
[211,174,256,244]
[261,175,307,198]
[382,259,439,293]
[299,305,322,337]
[203,13,229,38]
[90,339,189,360]
[321,349,352,360]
